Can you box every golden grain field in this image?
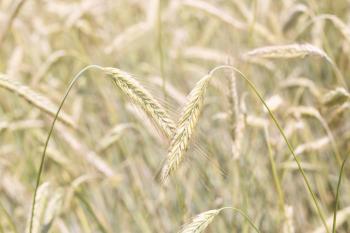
[0,0,349,232]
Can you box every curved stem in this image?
[264,127,286,218]
[332,154,348,233]
[28,65,103,233]
[210,65,330,233]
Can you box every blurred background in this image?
[0,0,349,232]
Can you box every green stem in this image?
[210,65,330,233]
[332,154,348,233]
[28,65,103,233]
[264,127,286,217]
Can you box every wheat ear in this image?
[332,155,348,233]
[29,65,176,232]
[0,75,76,128]
[244,43,329,59]
[162,65,329,232]
[29,65,103,233]
[243,43,347,88]
[179,207,260,233]
[103,67,176,138]
[161,73,211,182]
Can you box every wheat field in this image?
[0,0,349,232]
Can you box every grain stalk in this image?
[162,65,330,233]
[332,154,348,233]
[264,127,286,217]
[28,65,102,233]
[29,65,176,232]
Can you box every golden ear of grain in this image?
[161,74,211,182]
[322,87,350,106]
[179,209,221,233]
[244,43,329,60]
[103,67,176,139]
[0,75,76,128]
[244,43,347,88]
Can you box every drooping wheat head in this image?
[103,67,176,139]
[161,73,211,182]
